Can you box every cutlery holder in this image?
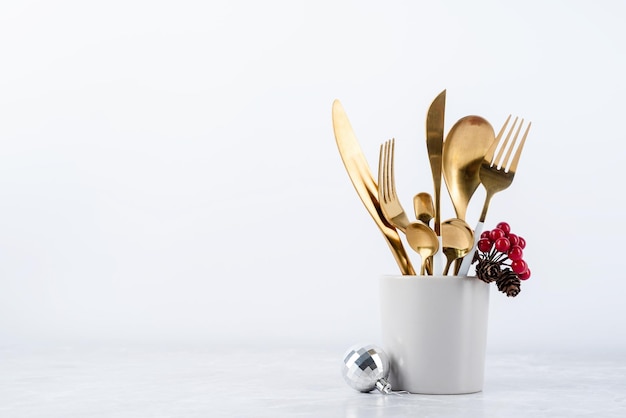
[379,275,490,394]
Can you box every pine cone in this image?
[475,260,501,283]
[496,269,521,297]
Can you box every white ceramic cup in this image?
[379,275,490,394]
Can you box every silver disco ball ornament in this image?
[341,344,391,394]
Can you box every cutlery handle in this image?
[432,235,444,275]
[383,229,416,276]
[458,221,484,276]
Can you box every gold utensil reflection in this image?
[413,192,435,226]
[413,192,435,275]
[425,90,446,238]
[377,139,410,232]
[458,115,532,275]
[442,116,495,221]
[406,222,439,276]
[478,115,531,223]
[332,100,416,275]
[378,139,438,275]
[425,90,446,275]
[441,218,474,275]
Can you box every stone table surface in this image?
[1,343,624,417]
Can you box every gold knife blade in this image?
[426,90,446,237]
[332,99,415,275]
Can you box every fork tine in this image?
[493,116,518,167]
[383,140,390,202]
[378,142,385,201]
[495,114,512,141]
[382,143,389,202]
[501,119,524,169]
[385,141,393,201]
[508,121,532,173]
[484,115,511,164]
[390,138,396,199]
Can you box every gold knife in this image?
[332,99,415,275]
[425,90,446,274]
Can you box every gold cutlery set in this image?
[332,90,531,276]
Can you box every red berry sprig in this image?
[474,222,531,297]
[475,221,531,280]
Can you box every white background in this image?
[1,0,625,354]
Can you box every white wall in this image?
[1,0,624,352]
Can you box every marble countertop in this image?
[1,344,624,417]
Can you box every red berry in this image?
[480,231,491,241]
[496,222,511,236]
[495,237,511,252]
[490,229,505,242]
[508,245,523,261]
[508,233,520,247]
[477,238,493,252]
[518,236,526,249]
[518,268,531,280]
[511,260,527,274]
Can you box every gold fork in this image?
[478,115,532,223]
[377,138,410,232]
[378,139,436,275]
[458,115,531,275]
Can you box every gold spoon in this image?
[442,116,495,221]
[413,192,435,226]
[405,222,439,275]
[441,218,474,275]
[413,192,435,274]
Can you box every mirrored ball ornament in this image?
[341,344,392,394]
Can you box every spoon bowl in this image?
[413,192,435,226]
[413,192,435,274]
[406,222,439,275]
[441,218,474,275]
[442,116,495,221]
